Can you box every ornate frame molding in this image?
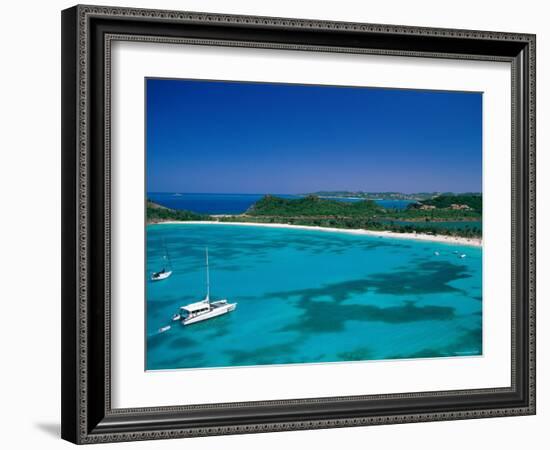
[61,5,536,444]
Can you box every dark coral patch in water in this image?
[227,340,300,366]
[146,333,166,351]
[169,335,196,348]
[147,227,412,268]
[337,347,373,361]
[151,351,206,369]
[455,327,482,353]
[395,348,447,359]
[268,279,380,303]
[280,301,455,333]
[262,259,468,333]
[147,332,196,355]
[367,260,470,295]
[388,327,482,359]
[208,327,229,338]
[266,260,470,304]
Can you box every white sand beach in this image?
[154,220,482,248]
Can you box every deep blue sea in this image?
[147,192,415,214]
[146,223,482,370]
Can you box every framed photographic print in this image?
[61,5,536,444]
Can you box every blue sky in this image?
[146,78,482,194]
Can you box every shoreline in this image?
[152,220,482,248]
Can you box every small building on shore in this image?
[449,203,472,210]
[418,204,436,210]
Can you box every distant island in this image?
[147,193,482,240]
[147,200,208,222]
[302,191,481,201]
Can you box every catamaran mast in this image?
[205,247,210,302]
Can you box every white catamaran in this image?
[151,239,173,281]
[173,248,237,325]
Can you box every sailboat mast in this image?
[205,247,210,301]
[163,238,171,270]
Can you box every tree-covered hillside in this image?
[413,194,482,214]
[146,194,482,238]
[146,200,211,223]
[247,195,382,217]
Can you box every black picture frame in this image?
[61,4,536,444]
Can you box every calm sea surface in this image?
[146,223,482,370]
[147,192,415,214]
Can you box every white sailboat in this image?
[151,239,173,281]
[176,248,237,325]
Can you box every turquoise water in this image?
[146,224,482,370]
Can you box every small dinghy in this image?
[158,325,171,333]
[433,251,440,256]
[459,253,467,258]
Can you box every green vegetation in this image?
[384,208,480,221]
[240,194,482,237]
[217,214,481,238]
[413,194,482,214]
[247,194,381,217]
[146,193,482,238]
[146,200,211,223]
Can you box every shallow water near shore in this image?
[146,223,482,370]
